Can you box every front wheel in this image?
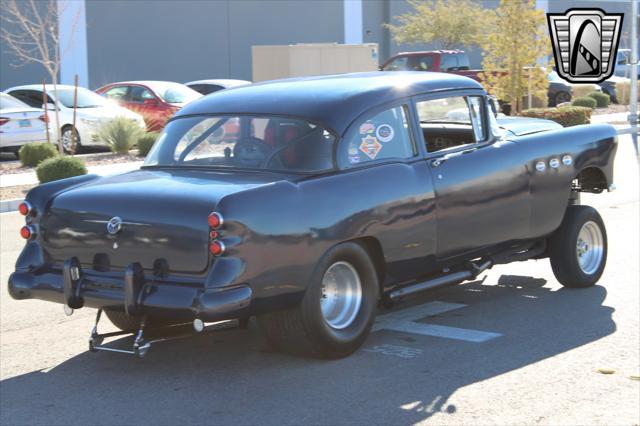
[61,126,81,154]
[257,242,379,358]
[549,205,607,288]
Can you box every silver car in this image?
[0,93,51,155]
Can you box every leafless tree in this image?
[1,0,77,153]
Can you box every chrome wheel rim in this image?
[576,221,604,275]
[320,261,362,330]
[61,129,75,152]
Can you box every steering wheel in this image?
[233,137,273,168]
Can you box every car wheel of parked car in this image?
[549,205,607,288]
[554,91,572,106]
[104,309,180,331]
[61,125,81,154]
[258,242,379,358]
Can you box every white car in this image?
[0,93,52,155]
[184,79,251,95]
[4,84,145,153]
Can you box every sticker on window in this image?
[376,124,394,142]
[359,136,382,160]
[359,121,375,135]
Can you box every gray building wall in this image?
[85,0,343,89]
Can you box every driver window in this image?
[417,95,485,153]
[344,105,414,166]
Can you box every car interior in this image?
[417,96,480,153]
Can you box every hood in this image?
[41,169,284,274]
[497,116,563,137]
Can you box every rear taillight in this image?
[0,117,9,126]
[208,212,223,228]
[209,240,226,256]
[18,201,32,216]
[20,225,36,240]
[38,114,48,123]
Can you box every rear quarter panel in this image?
[211,162,436,311]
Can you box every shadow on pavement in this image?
[0,274,615,425]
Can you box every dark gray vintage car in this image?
[9,72,617,358]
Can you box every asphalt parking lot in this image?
[1,138,638,425]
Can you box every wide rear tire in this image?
[549,205,607,288]
[258,242,379,358]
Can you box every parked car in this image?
[185,79,251,95]
[613,49,640,79]
[96,81,202,131]
[0,93,51,156]
[547,70,573,106]
[4,85,145,154]
[381,50,483,81]
[9,72,617,359]
[599,76,628,104]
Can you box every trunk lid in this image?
[42,168,282,274]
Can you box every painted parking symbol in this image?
[372,301,503,343]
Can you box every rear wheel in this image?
[549,205,607,288]
[258,242,379,358]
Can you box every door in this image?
[416,94,530,259]
[127,85,167,131]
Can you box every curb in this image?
[1,198,23,213]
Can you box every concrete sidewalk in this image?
[0,161,143,188]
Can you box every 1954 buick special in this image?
[9,72,617,358]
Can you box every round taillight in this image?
[209,240,226,256]
[20,225,35,240]
[18,201,31,216]
[208,212,224,229]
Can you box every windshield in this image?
[144,115,336,173]
[152,83,201,104]
[54,88,108,108]
[0,94,29,110]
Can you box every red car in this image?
[96,81,202,131]
[380,50,483,82]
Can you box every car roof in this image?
[102,81,186,87]
[4,84,80,92]
[178,71,483,134]
[185,79,251,87]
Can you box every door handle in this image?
[431,158,446,167]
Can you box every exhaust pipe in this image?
[389,260,492,302]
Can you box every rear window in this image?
[0,94,29,110]
[144,115,336,173]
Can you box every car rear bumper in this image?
[8,264,252,322]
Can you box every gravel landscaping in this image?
[0,151,141,176]
[0,184,36,201]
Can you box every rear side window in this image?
[343,105,414,166]
[9,90,47,108]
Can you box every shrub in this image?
[36,156,87,183]
[615,81,640,105]
[571,96,597,109]
[572,84,601,99]
[521,106,592,127]
[97,116,144,154]
[587,91,610,108]
[18,143,58,167]
[136,132,160,157]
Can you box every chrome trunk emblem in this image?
[106,216,123,235]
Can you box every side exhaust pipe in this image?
[389,260,492,302]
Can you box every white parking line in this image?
[373,301,502,343]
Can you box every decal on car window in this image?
[375,124,394,142]
[359,121,375,135]
[359,136,382,160]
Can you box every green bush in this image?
[521,106,592,127]
[18,143,58,167]
[36,156,87,183]
[97,116,144,154]
[572,84,600,99]
[571,96,597,109]
[587,91,610,108]
[615,81,640,105]
[137,132,160,157]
